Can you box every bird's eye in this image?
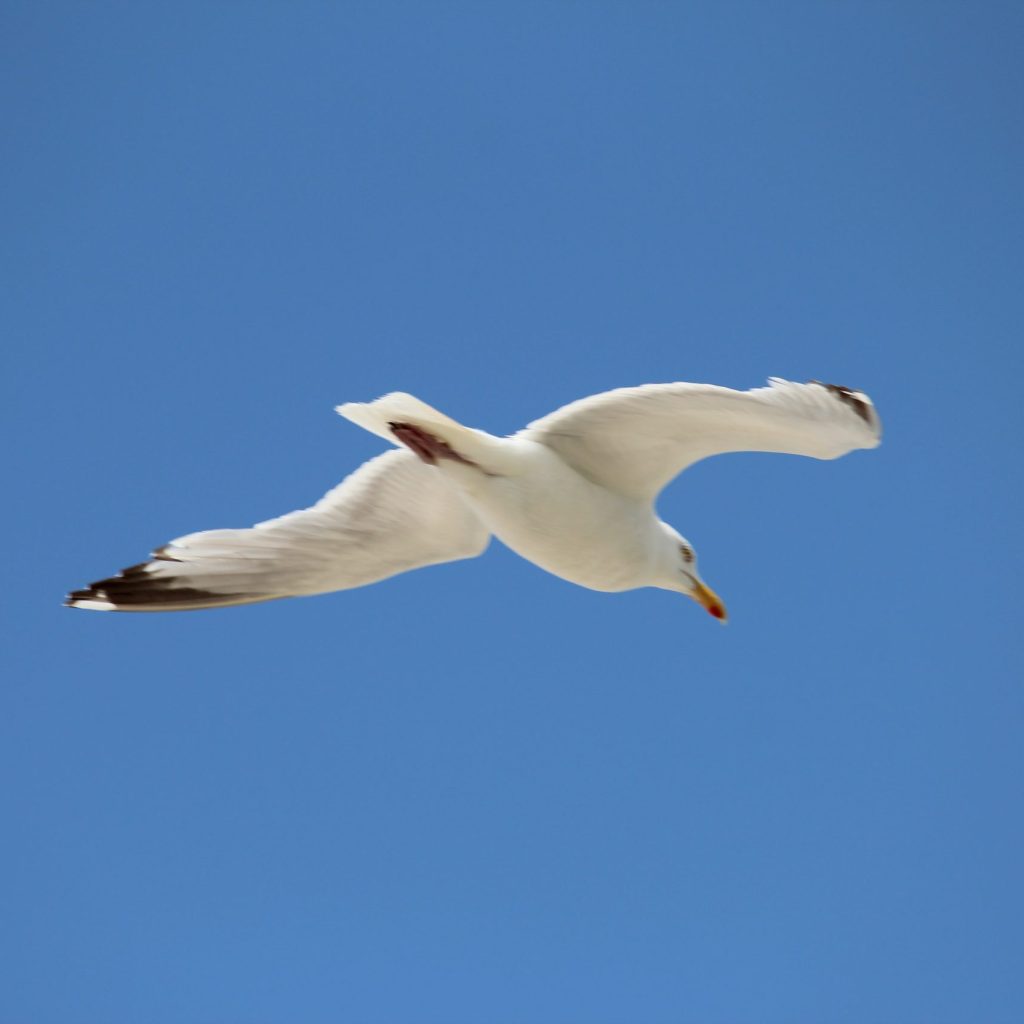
[680,544,694,564]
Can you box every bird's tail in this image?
[337,392,464,444]
[336,393,510,471]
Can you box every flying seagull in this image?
[66,378,881,619]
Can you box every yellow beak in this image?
[694,581,728,622]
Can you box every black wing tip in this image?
[64,560,248,612]
[808,380,876,427]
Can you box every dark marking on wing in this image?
[389,422,478,468]
[152,545,183,562]
[65,559,247,609]
[809,380,874,425]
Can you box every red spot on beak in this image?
[693,581,727,621]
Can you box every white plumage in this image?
[67,378,880,618]
[524,377,880,500]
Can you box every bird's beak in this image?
[693,581,728,622]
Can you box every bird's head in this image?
[654,523,727,622]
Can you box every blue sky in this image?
[3,2,1022,1021]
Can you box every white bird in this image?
[66,378,881,619]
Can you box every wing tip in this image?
[805,379,873,422]
[805,379,882,441]
[65,592,116,611]
[64,561,261,612]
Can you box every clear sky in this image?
[3,3,1022,1022]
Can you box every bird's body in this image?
[66,378,881,618]
[437,437,660,593]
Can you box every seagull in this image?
[66,378,881,619]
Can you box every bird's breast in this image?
[445,441,656,592]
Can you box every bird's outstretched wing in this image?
[521,378,881,502]
[66,449,489,611]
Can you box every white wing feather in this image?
[522,378,881,501]
[67,449,489,611]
